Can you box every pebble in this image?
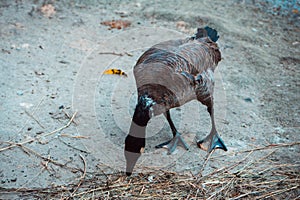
[114,10,129,17]
[147,175,154,182]
[244,97,254,103]
[11,178,17,182]
[241,123,247,128]
[20,102,33,108]
[21,43,29,48]
[274,127,285,134]
[36,131,44,135]
[17,91,23,96]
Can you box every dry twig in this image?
[41,111,77,138]
[25,110,45,129]
[99,52,133,56]
[17,96,46,134]
[71,154,87,196]
[1,141,299,199]
[0,111,78,153]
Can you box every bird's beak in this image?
[124,150,142,176]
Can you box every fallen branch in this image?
[2,162,299,199]
[58,136,90,153]
[1,137,299,199]
[62,109,78,125]
[0,139,34,152]
[41,111,78,138]
[17,96,46,134]
[99,51,133,56]
[23,144,80,171]
[197,151,254,183]
[60,133,90,139]
[25,110,45,129]
[71,154,87,196]
[0,111,78,152]
[238,142,300,153]
[255,185,299,199]
[199,150,214,174]
[211,141,300,159]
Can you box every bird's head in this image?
[124,94,154,176]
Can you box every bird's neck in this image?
[132,94,155,127]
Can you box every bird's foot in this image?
[196,133,227,152]
[155,132,189,154]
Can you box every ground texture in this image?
[0,0,299,199]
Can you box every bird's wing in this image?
[135,38,189,66]
[134,60,196,110]
[194,68,215,106]
[174,38,221,74]
[133,37,221,112]
[139,38,221,75]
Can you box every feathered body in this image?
[124,27,227,176]
[134,36,221,115]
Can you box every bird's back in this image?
[133,28,221,115]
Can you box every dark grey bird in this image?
[124,27,227,176]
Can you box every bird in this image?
[124,26,227,176]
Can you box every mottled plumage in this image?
[125,27,227,176]
[134,36,221,114]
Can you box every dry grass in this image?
[1,111,299,199]
[1,142,299,199]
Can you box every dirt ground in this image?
[0,0,299,199]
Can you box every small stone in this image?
[244,97,253,103]
[241,123,247,128]
[274,127,285,134]
[22,43,29,48]
[17,91,23,96]
[20,102,33,108]
[114,10,129,17]
[147,175,154,182]
[11,178,17,182]
[34,71,45,76]
[59,60,69,64]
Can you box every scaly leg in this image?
[197,105,227,152]
[155,110,189,154]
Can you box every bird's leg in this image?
[197,105,227,152]
[155,110,189,154]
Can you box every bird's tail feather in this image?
[195,26,219,42]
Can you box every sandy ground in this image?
[0,0,299,199]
